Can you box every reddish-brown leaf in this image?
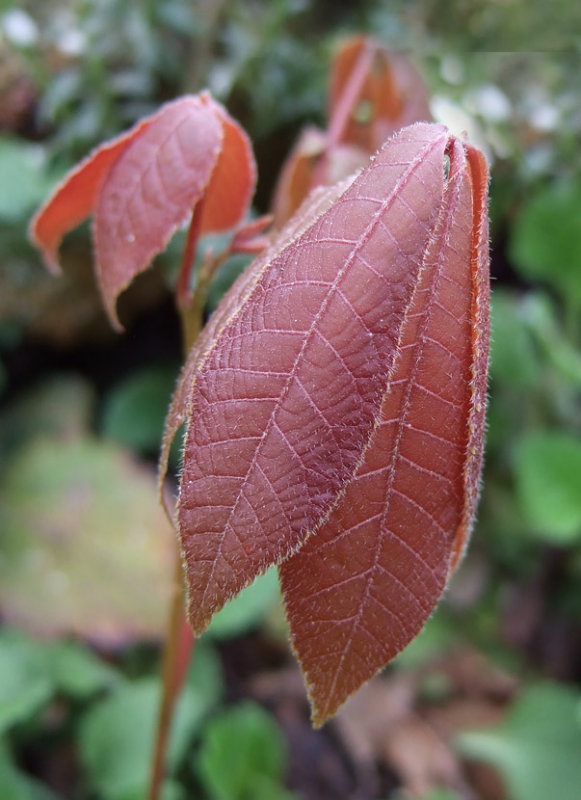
[29,117,153,275]
[167,124,487,643]
[279,136,490,725]
[271,37,431,229]
[328,36,432,152]
[271,127,369,229]
[30,92,255,329]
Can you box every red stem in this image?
[311,42,375,192]
[148,201,210,800]
[177,198,206,310]
[326,41,375,149]
[148,561,195,800]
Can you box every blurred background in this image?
[1,1,581,798]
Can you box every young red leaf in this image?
[279,138,489,725]
[166,123,488,650]
[30,92,255,329]
[271,37,431,229]
[328,36,431,152]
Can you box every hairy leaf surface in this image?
[169,123,489,651]
[30,93,255,328]
[279,139,489,724]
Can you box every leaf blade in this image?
[94,94,224,327]
[29,116,153,273]
[279,137,490,725]
[177,123,454,635]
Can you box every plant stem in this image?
[148,215,214,800]
[148,560,194,800]
[177,199,206,311]
[326,40,375,149]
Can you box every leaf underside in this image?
[167,122,490,724]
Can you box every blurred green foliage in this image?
[1,0,581,798]
[195,701,297,800]
[458,683,581,800]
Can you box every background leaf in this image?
[457,683,581,800]
[100,364,179,455]
[0,436,175,644]
[80,644,221,800]
[513,432,581,543]
[207,567,281,640]
[509,179,581,310]
[195,701,296,800]
[489,291,540,388]
[0,137,53,223]
[0,630,53,734]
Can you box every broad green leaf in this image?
[0,436,175,643]
[100,365,178,454]
[80,673,214,800]
[196,701,295,800]
[513,432,581,543]
[0,629,118,734]
[47,639,119,699]
[207,568,281,640]
[509,179,581,309]
[111,780,185,800]
[0,630,53,734]
[185,640,224,707]
[489,290,540,387]
[457,683,581,800]
[521,293,581,386]
[392,612,458,670]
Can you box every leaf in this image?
[0,630,53,734]
[0,628,118,734]
[165,123,489,723]
[457,683,581,800]
[520,292,581,386]
[271,126,369,228]
[100,364,179,455]
[47,639,119,699]
[0,137,53,223]
[489,291,540,388]
[280,128,490,725]
[195,701,295,800]
[272,38,431,228]
[509,179,581,309]
[29,92,256,329]
[0,436,175,645]
[513,431,581,543]
[80,666,218,800]
[328,36,431,152]
[207,567,281,640]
